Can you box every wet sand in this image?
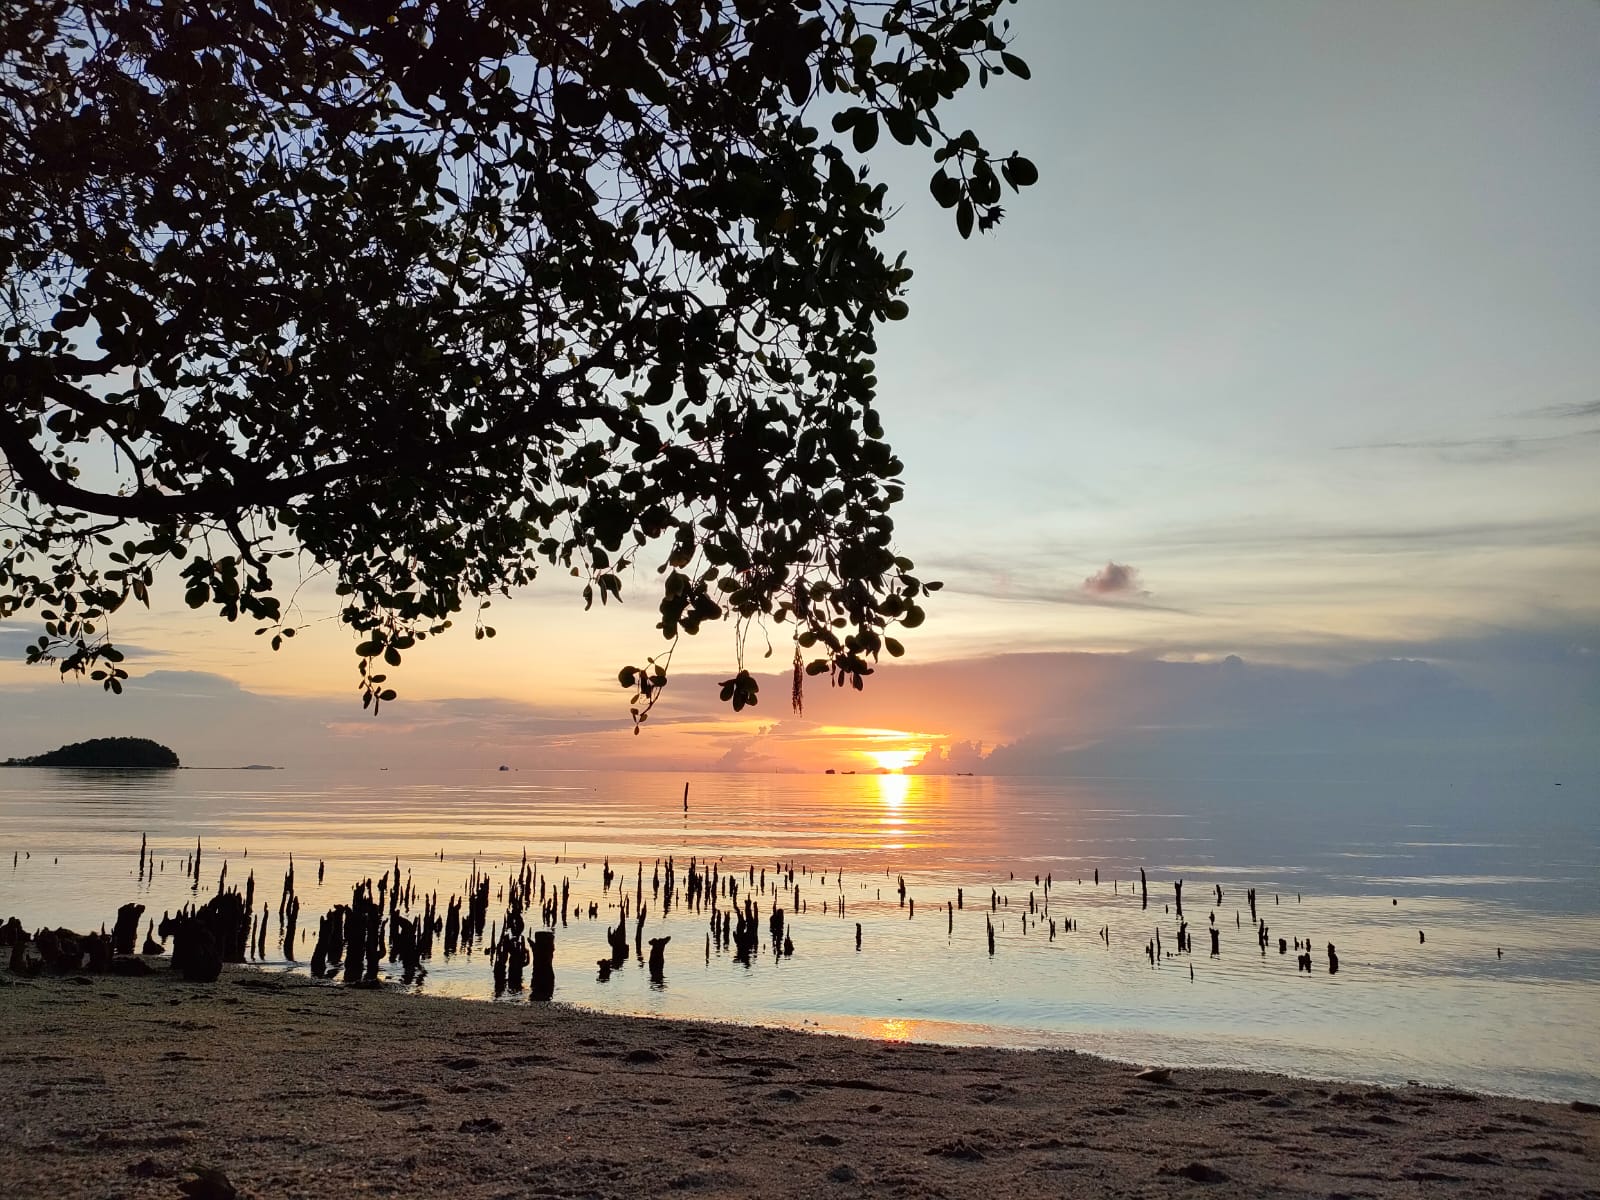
[0,969,1595,1198]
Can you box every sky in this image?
[2,0,1596,775]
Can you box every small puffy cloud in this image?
[136,669,245,694]
[713,741,787,772]
[1082,561,1147,598]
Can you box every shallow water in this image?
[1,767,1595,1101]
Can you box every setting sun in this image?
[865,747,921,773]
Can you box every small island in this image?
[3,737,180,770]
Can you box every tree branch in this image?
[0,321,638,523]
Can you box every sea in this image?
[1,766,1595,1102]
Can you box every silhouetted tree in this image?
[0,0,1036,718]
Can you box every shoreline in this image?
[245,964,1594,1109]
[2,968,1594,1198]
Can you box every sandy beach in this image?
[0,968,1595,1198]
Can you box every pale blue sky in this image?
[865,0,1598,661]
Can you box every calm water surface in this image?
[1,767,1594,1101]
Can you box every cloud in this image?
[0,668,642,771]
[1082,561,1147,598]
[1524,400,1600,421]
[0,623,172,661]
[1339,430,1597,464]
[914,551,1191,614]
[932,562,1188,612]
[2,619,1595,779]
[961,648,1593,780]
[0,624,40,656]
[908,739,988,774]
[711,726,799,773]
[656,620,1599,778]
[1143,514,1597,556]
[698,719,939,775]
[135,670,247,695]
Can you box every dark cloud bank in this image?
[690,627,1600,781]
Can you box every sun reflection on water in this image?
[873,774,920,852]
[875,772,912,809]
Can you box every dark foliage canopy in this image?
[0,0,1035,720]
[5,735,180,767]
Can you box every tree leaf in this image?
[852,112,879,152]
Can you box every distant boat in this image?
[499,765,510,772]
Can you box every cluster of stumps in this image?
[3,833,1374,996]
